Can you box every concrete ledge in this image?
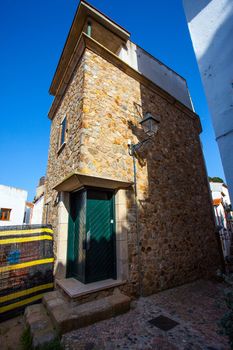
[53,172,133,192]
[56,278,127,299]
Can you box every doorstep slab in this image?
[56,278,126,299]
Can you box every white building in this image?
[24,202,34,224]
[210,181,232,257]
[31,177,45,225]
[0,185,28,226]
[183,0,233,203]
[31,196,44,225]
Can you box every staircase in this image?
[24,280,131,348]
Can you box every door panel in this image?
[67,188,116,283]
[86,190,115,283]
[67,190,86,282]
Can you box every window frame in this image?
[0,208,12,221]
[57,115,68,153]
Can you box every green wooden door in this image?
[67,190,86,282]
[86,189,116,283]
[67,188,116,283]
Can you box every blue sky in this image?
[0,0,225,201]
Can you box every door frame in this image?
[67,186,116,283]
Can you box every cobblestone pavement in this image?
[0,315,24,350]
[62,279,230,350]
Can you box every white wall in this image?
[183,0,233,203]
[31,196,44,225]
[210,181,232,257]
[210,182,231,207]
[214,203,231,257]
[35,184,45,199]
[210,182,223,199]
[0,185,27,226]
[118,40,193,110]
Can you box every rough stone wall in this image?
[45,46,221,296]
[44,55,85,257]
[81,49,220,296]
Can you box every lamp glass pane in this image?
[151,121,159,134]
[141,119,151,134]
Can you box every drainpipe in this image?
[44,203,49,225]
[87,21,92,37]
[134,156,143,297]
[130,147,143,297]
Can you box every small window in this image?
[58,116,67,151]
[0,208,11,221]
[60,117,67,145]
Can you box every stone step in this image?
[24,304,57,348]
[56,278,126,305]
[43,289,131,335]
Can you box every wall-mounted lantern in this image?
[139,112,161,137]
[128,112,160,156]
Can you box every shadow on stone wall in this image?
[124,83,222,296]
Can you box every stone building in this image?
[0,184,28,226]
[44,1,221,297]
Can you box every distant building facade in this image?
[24,202,34,224]
[0,185,28,226]
[31,177,45,225]
[210,181,233,257]
[183,0,233,203]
